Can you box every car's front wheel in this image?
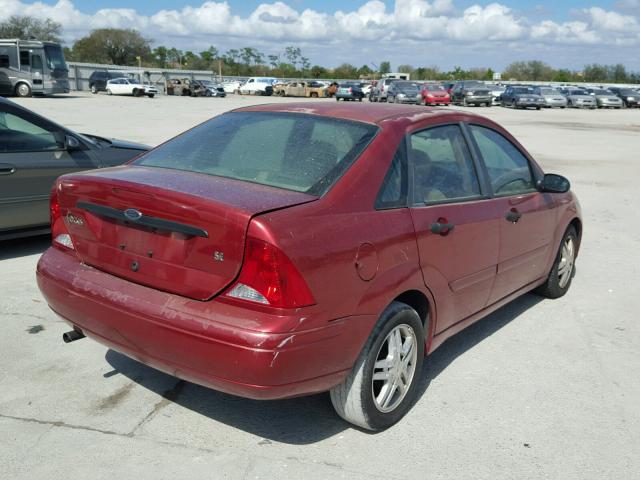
[330,301,425,431]
[535,225,578,299]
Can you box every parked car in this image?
[418,83,450,106]
[607,87,639,108]
[239,77,276,96]
[361,83,374,96]
[106,78,157,98]
[533,87,568,108]
[387,81,422,104]
[564,89,597,109]
[0,97,148,240]
[222,80,242,94]
[487,84,506,105]
[335,82,365,101]
[194,80,226,97]
[165,78,190,96]
[451,81,493,107]
[88,70,122,94]
[441,82,456,95]
[369,78,397,102]
[36,103,581,431]
[274,81,326,98]
[500,85,545,109]
[585,88,623,109]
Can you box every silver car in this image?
[534,87,568,108]
[587,89,623,109]
[564,89,597,109]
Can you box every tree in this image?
[73,29,151,65]
[284,46,302,69]
[397,64,414,74]
[379,61,391,74]
[414,66,441,80]
[357,64,373,77]
[199,46,218,64]
[153,46,168,68]
[310,65,328,78]
[333,63,358,79]
[0,15,62,42]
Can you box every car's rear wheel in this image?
[90,84,98,94]
[330,301,425,431]
[106,88,112,95]
[147,93,155,98]
[535,225,578,299]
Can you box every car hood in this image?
[81,133,150,151]
[595,95,621,100]
[514,93,543,99]
[568,94,593,99]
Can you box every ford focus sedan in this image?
[37,104,582,431]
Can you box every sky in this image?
[2,0,640,71]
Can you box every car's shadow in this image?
[0,235,50,260]
[105,293,544,444]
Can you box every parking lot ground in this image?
[1,93,639,479]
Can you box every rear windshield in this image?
[135,112,378,195]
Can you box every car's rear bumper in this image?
[36,247,376,400]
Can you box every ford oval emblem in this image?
[124,208,142,222]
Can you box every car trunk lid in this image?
[58,166,316,300]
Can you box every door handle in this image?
[430,218,455,236]
[505,208,522,223]
[0,164,16,175]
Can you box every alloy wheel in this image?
[558,237,575,288]
[371,324,418,413]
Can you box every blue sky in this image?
[5,1,640,70]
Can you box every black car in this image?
[335,82,365,101]
[500,85,545,110]
[0,97,149,240]
[450,81,493,107]
[88,71,123,94]
[386,81,422,104]
[607,87,640,108]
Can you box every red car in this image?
[420,83,451,106]
[37,104,582,431]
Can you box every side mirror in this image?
[65,135,82,151]
[539,173,570,193]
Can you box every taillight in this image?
[349,87,352,93]
[50,184,74,250]
[225,237,315,309]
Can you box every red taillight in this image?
[348,87,352,93]
[225,237,315,309]
[50,183,74,250]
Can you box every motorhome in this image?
[0,39,70,97]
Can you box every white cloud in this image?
[1,0,639,68]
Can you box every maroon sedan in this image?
[37,104,582,430]
[420,83,451,106]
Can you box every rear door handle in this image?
[430,218,455,235]
[505,209,522,223]
[0,164,16,175]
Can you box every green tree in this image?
[333,63,358,79]
[0,15,62,42]
[357,64,373,77]
[73,29,151,65]
[199,46,218,64]
[310,65,328,78]
[152,46,168,68]
[284,46,302,69]
[397,64,414,74]
[379,61,391,74]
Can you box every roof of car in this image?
[233,102,468,125]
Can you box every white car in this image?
[362,83,373,96]
[222,81,242,93]
[238,77,277,96]
[106,78,158,98]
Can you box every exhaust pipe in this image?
[63,329,85,343]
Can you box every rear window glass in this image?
[135,112,378,195]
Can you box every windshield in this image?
[135,112,379,196]
[395,82,420,91]
[593,89,611,95]
[43,45,67,71]
[570,90,586,95]
[423,84,444,91]
[513,87,533,94]
[539,88,558,95]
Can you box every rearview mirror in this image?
[65,135,81,151]
[539,173,570,193]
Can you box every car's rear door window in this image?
[409,125,482,204]
[468,125,536,196]
[135,112,378,195]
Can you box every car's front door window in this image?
[468,125,536,196]
[409,124,482,204]
[0,110,60,152]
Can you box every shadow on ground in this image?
[0,235,50,260]
[106,292,543,444]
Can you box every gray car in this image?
[586,88,623,109]
[369,78,397,102]
[0,97,149,240]
[533,87,568,108]
[563,89,597,109]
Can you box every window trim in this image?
[374,140,408,210]
[464,122,540,198]
[406,121,489,208]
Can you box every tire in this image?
[330,301,425,431]
[147,93,155,98]
[90,84,98,94]
[536,106,541,110]
[336,97,340,101]
[534,226,578,299]
[462,97,468,107]
[14,82,31,98]
[311,92,318,98]
[107,89,112,95]
[358,96,363,102]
